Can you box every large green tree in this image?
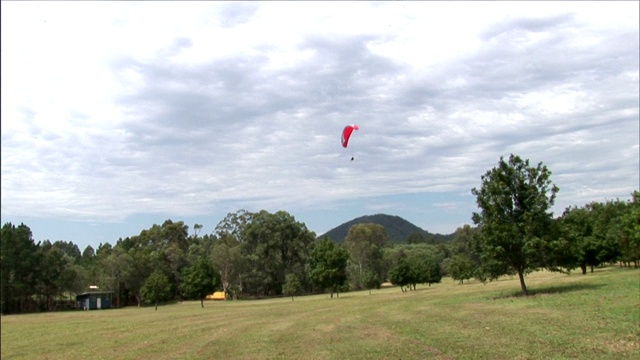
[619,191,640,267]
[444,254,475,284]
[242,210,315,296]
[214,210,253,242]
[361,270,382,295]
[586,200,625,266]
[141,270,172,311]
[100,246,133,308]
[388,258,412,292]
[125,246,155,307]
[212,211,253,299]
[180,259,219,308]
[282,273,303,301]
[344,223,388,291]
[1,223,41,314]
[307,238,349,298]
[51,240,81,262]
[210,238,245,300]
[559,206,594,274]
[446,225,492,283]
[471,154,559,295]
[558,194,639,274]
[38,242,68,311]
[137,220,190,299]
[399,248,442,290]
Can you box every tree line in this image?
[2,154,638,314]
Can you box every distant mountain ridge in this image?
[318,214,454,244]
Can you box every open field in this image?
[2,267,639,360]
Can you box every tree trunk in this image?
[517,270,528,296]
[200,299,204,308]
[155,301,158,311]
[220,268,230,299]
[117,281,124,308]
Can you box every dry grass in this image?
[2,267,639,359]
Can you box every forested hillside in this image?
[319,214,454,243]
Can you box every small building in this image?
[76,291,114,310]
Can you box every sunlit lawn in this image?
[2,267,639,359]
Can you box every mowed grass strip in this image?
[2,267,638,360]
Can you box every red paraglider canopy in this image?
[341,124,359,148]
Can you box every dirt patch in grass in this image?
[314,323,337,332]
[421,345,454,360]
[601,336,640,353]
[360,325,395,342]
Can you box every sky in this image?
[2,1,639,251]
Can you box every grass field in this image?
[2,267,639,359]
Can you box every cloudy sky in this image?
[2,1,638,250]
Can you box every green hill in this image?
[318,213,454,244]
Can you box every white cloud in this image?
[1,1,638,247]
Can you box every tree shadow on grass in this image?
[490,282,605,300]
